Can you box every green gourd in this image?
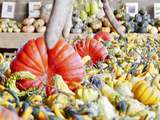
[80,10,88,21]
[90,1,98,16]
[85,2,91,14]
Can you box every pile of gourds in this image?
[22,18,46,33]
[0,19,22,33]
[0,2,50,34]
[1,33,160,119]
[113,4,159,34]
[72,1,160,34]
[0,18,46,33]
[71,0,116,34]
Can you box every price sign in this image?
[1,2,15,18]
[154,3,160,19]
[29,2,41,18]
[126,3,138,17]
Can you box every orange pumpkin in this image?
[74,38,108,64]
[11,37,84,96]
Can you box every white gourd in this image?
[98,96,117,120]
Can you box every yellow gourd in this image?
[76,86,99,102]
[132,80,160,105]
[82,56,91,65]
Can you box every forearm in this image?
[45,0,73,49]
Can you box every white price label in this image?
[126,3,138,17]
[154,3,160,19]
[29,2,41,18]
[1,2,15,18]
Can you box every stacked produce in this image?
[0,2,50,34]
[0,19,22,33]
[0,33,160,119]
[0,18,46,33]
[125,10,156,33]
[71,0,114,34]
[71,1,160,34]
[71,1,159,34]
[1,2,160,34]
[113,5,159,34]
[22,18,46,33]
[0,3,50,33]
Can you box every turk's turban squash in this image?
[11,37,84,96]
[74,37,108,64]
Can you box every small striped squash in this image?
[132,80,160,105]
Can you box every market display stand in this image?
[0,33,42,49]
[0,33,84,49]
[0,33,81,59]
[0,33,158,59]
[0,33,42,59]
[0,33,159,49]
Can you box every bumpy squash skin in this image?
[11,37,84,96]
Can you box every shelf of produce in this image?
[0,33,159,49]
[0,33,43,49]
[0,33,84,49]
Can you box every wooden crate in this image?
[0,33,84,49]
[0,33,43,49]
[0,33,43,57]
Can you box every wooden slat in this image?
[0,33,43,49]
[0,33,85,49]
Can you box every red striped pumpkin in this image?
[11,37,84,96]
[74,37,108,64]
